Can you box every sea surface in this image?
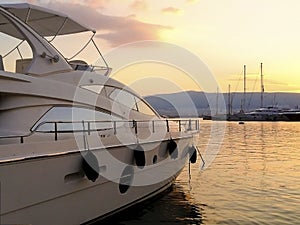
[102,121,300,225]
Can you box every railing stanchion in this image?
[188,119,191,130]
[114,121,117,135]
[152,120,155,133]
[20,136,24,144]
[54,122,58,141]
[87,121,91,135]
[179,120,181,132]
[166,119,169,132]
[134,120,138,134]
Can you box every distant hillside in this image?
[145,91,300,117]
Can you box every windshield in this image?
[0,13,33,73]
[48,32,111,76]
[0,4,110,76]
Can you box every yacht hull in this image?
[226,113,289,121]
[282,112,300,121]
[0,137,192,225]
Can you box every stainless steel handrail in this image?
[0,119,200,143]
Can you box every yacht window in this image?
[81,85,105,94]
[106,86,157,116]
[108,88,138,111]
[136,98,157,116]
[33,106,120,132]
[80,85,157,116]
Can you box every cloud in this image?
[130,0,148,11]
[29,0,172,47]
[161,7,184,15]
[97,20,172,47]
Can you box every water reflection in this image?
[192,121,300,225]
[99,121,300,224]
[100,184,203,225]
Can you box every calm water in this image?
[102,121,300,225]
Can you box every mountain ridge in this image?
[145,91,300,117]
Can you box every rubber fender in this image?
[134,144,146,168]
[189,146,197,164]
[168,138,178,159]
[82,150,99,182]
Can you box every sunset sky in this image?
[4,0,300,95]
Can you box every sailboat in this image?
[227,63,300,121]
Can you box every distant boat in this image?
[226,63,300,121]
[242,106,289,121]
[227,105,300,121]
[281,108,300,121]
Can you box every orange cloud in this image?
[97,19,172,47]
[31,0,172,47]
[161,7,184,15]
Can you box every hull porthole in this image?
[189,146,197,164]
[119,165,134,194]
[134,144,146,168]
[167,138,178,159]
[82,151,99,182]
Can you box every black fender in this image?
[167,138,178,159]
[134,144,146,168]
[189,146,197,164]
[82,150,99,182]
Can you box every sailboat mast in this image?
[243,65,246,112]
[228,84,231,115]
[260,63,264,108]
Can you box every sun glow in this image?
[16,0,300,94]
[158,29,181,42]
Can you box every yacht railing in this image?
[0,119,199,144]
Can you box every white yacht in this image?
[244,106,288,121]
[0,3,199,225]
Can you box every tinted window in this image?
[107,87,157,116]
[136,98,157,116]
[108,88,138,111]
[81,85,105,94]
[33,107,120,132]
